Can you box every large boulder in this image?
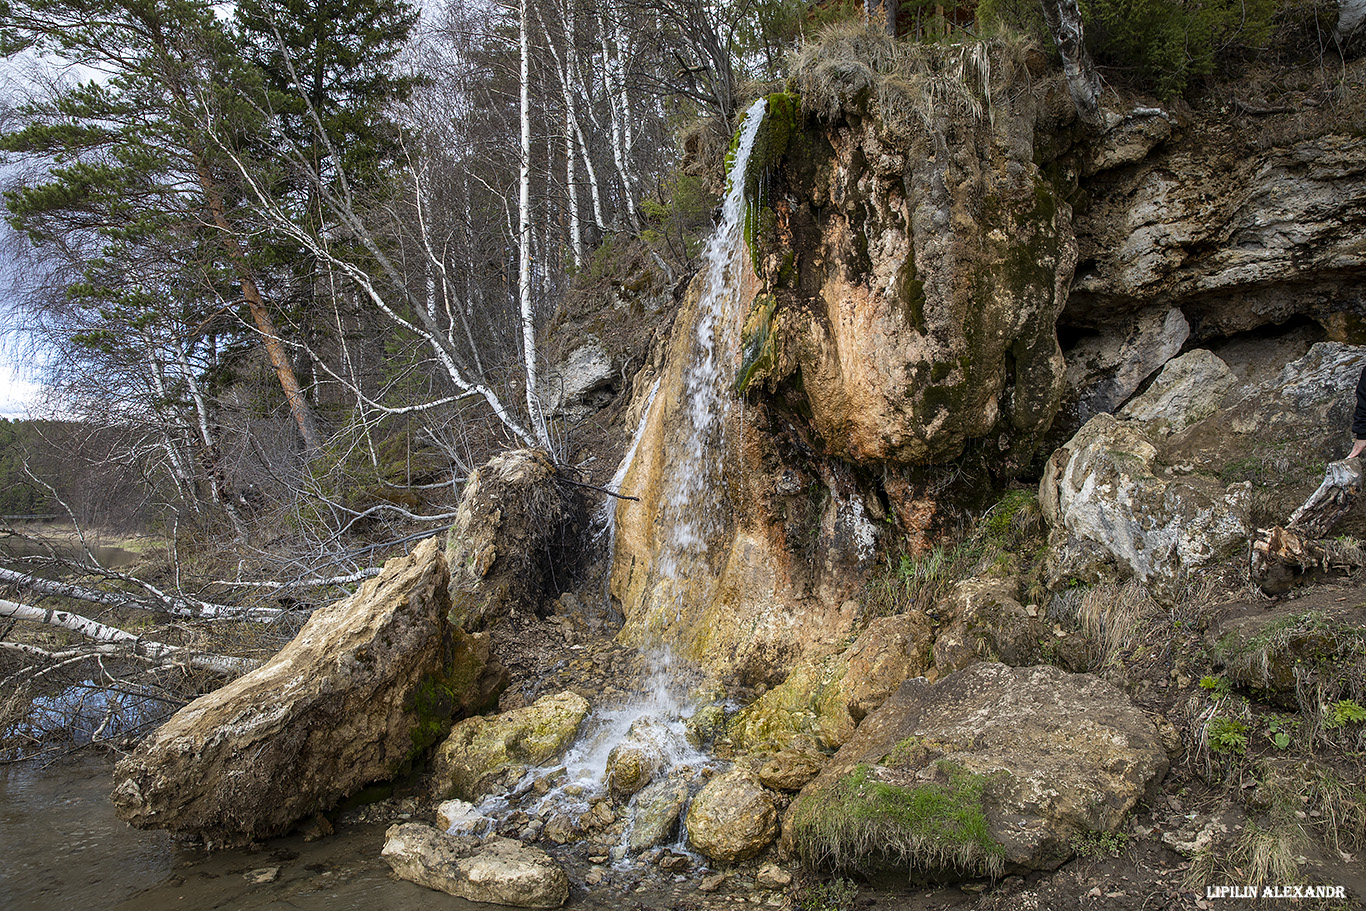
[1043,343,1366,594]
[112,538,476,846]
[1040,412,1252,597]
[544,336,617,419]
[1163,342,1366,530]
[1207,601,1366,709]
[1117,348,1238,437]
[929,577,1050,677]
[626,774,691,853]
[727,612,934,753]
[432,691,590,802]
[686,767,780,863]
[1062,306,1189,427]
[382,823,569,908]
[784,663,1168,876]
[446,449,584,630]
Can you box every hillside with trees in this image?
[1,2,1364,906]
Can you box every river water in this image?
[0,756,490,910]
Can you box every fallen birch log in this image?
[0,598,258,677]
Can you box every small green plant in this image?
[1207,717,1249,754]
[1324,699,1366,729]
[1265,716,1297,750]
[796,877,859,911]
[1069,829,1130,858]
[1200,675,1231,697]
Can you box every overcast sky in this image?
[0,355,39,418]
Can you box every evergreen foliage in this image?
[0,419,56,516]
[979,0,1284,97]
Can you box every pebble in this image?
[755,864,791,889]
[243,866,280,884]
[700,873,726,892]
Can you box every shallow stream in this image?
[0,757,488,911]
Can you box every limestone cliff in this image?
[607,39,1366,689]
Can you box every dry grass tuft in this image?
[790,20,1042,137]
[1049,579,1157,670]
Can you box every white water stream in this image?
[469,99,774,856]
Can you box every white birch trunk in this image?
[0,567,282,622]
[520,0,551,450]
[1338,0,1366,49]
[1040,0,1103,129]
[175,339,247,535]
[0,599,258,676]
[141,332,197,506]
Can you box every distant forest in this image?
[0,418,148,528]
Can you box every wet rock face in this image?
[1069,131,1366,340]
[111,538,464,846]
[432,690,589,802]
[785,663,1168,875]
[382,823,569,908]
[626,775,690,853]
[752,72,1073,471]
[685,767,779,863]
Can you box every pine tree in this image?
[1,0,322,453]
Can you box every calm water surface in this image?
[0,757,486,911]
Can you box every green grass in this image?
[862,487,1046,617]
[787,761,1005,878]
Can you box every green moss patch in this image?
[788,761,1006,878]
[727,92,801,277]
[401,628,498,768]
[736,294,781,395]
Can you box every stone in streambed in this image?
[432,690,589,802]
[686,767,778,863]
[382,822,568,908]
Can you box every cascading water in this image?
[467,98,773,860]
[654,99,768,582]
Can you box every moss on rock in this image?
[787,761,1006,877]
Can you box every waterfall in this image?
[656,98,768,581]
[466,98,773,858]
